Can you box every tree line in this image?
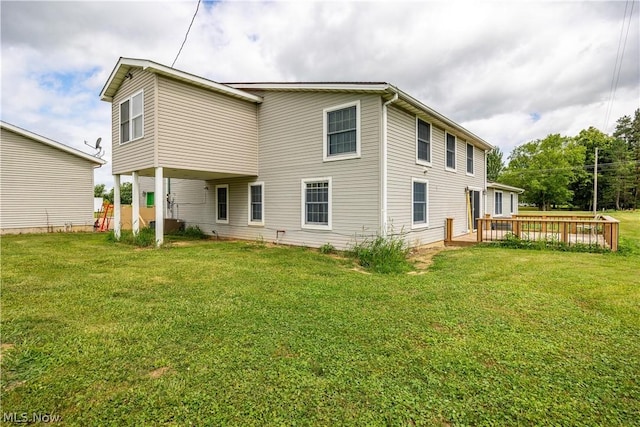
[488,109,640,211]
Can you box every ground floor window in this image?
[216,184,229,224]
[412,178,429,228]
[248,182,264,225]
[301,178,331,230]
[495,191,503,216]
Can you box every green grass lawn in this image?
[1,211,639,425]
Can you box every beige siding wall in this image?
[0,128,96,232]
[218,91,382,249]
[156,76,258,175]
[111,68,156,174]
[387,105,486,246]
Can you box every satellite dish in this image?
[84,137,105,158]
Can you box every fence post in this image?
[477,219,483,242]
[513,219,520,238]
[541,215,547,233]
[561,221,569,244]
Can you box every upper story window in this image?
[301,178,332,230]
[416,119,431,165]
[323,101,360,161]
[119,90,144,144]
[466,143,474,175]
[216,184,229,224]
[445,132,456,171]
[248,182,264,226]
[495,191,503,216]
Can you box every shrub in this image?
[493,233,610,253]
[319,243,336,254]
[181,225,207,240]
[349,234,412,274]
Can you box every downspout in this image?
[381,90,399,237]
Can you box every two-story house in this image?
[100,58,493,248]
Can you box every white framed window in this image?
[119,90,144,144]
[445,132,456,171]
[248,182,264,226]
[323,101,360,162]
[494,191,503,216]
[416,118,432,166]
[216,184,229,224]
[301,178,332,230]
[510,193,515,214]
[412,178,429,229]
[466,143,474,175]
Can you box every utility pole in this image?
[593,147,598,215]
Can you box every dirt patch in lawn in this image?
[408,245,461,271]
[149,367,172,379]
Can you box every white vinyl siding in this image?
[446,132,456,171]
[301,178,332,230]
[416,118,431,165]
[0,127,96,232]
[386,105,487,245]
[412,178,429,229]
[111,68,155,174]
[216,184,229,224]
[495,191,503,216]
[119,90,144,144]
[466,143,474,175]
[156,75,258,175]
[323,101,360,161]
[248,182,264,226]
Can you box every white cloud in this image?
[1,0,638,186]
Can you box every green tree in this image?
[570,127,615,211]
[613,109,640,208]
[94,184,106,198]
[105,182,132,205]
[502,134,585,210]
[486,147,505,182]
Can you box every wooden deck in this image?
[444,215,620,251]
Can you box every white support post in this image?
[155,167,164,246]
[132,172,140,235]
[113,174,121,240]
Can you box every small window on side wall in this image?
[216,185,229,224]
[412,178,429,229]
[445,132,456,171]
[466,143,474,175]
[248,182,264,226]
[495,191,503,216]
[416,119,431,165]
[323,101,360,161]
[119,90,144,144]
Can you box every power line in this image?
[603,0,635,132]
[172,0,202,68]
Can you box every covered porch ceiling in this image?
[131,167,256,181]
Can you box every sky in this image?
[1,0,639,188]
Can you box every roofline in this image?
[391,85,494,151]
[100,58,263,104]
[487,181,525,193]
[228,82,391,91]
[0,121,106,165]
[229,82,493,150]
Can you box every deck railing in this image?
[476,215,620,251]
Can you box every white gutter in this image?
[381,91,399,237]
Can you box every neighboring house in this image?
[487,182,525,218]
[100,57,494,248]
[0,121,106,234]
